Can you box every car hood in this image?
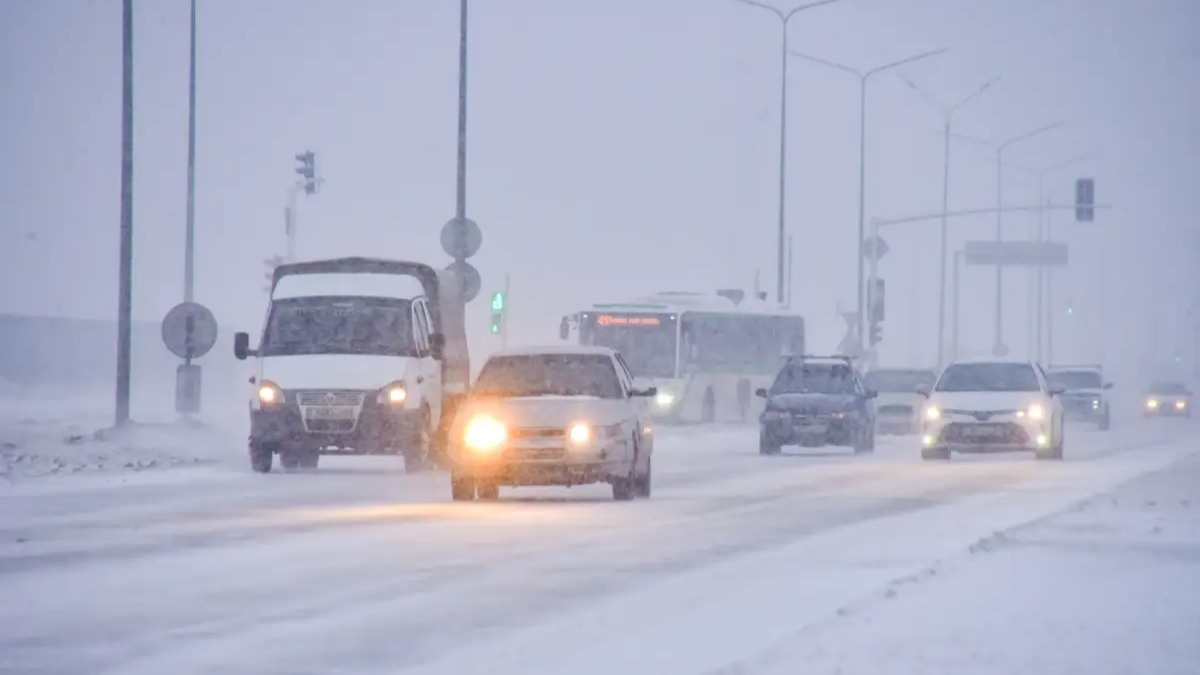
[1061,388,1104,397]
[260,354,418,391]
[767,393,860,412]
[451,396,629,435]
[928,391,1046,412]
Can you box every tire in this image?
[1036,428,1065,461]
[250,443,273,473]
[853,425,875,454]
[279,450,303,471]
[451,473,476,501]
[921,447,950,461]
[476,481,500,500]
[612,478,635,501]
[635,456,652,498]
[759,434,781,456]
[403,406,433,474]
[299,451,320,469]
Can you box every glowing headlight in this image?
[376,382,408,405]
[1146,399,1159,409]
[1175,400,1187,410]
[567,422,592,445]
[924,405,942,421]
[257,381,283,405]
[464,416,507,452]
[1025,403,1046,420]
[1092,400,1100,410]
[655,391,676,408]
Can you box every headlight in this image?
[257,380,283,405]
[655,391,675,408]
[464,416,507,452]
[1175,400,1187,410]
[1092,400,1100,410]
[376,381,407,405]
[567,422,592,445]
[1146,399,1159,409]
[924,405,941,420]
[1025,403,1045,420]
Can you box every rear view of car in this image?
[864,367,936,435]
[1144,381,1192,418]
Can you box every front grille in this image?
[509,428,565,439]
[508,447,567,461]
[297,391,367,406]
[879,405,913,416]
[941,422,1028,444]
[305,419,357,433]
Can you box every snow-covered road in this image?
[1,419,1197,675]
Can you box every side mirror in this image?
[1103,382,1114,390]
[631,387,658,398]
[429,333,446,360]
[559,317,571,341]
[915,384,931,398]
[1048,386,1066,396]
[234,332,253,360]
[755,387,768,399]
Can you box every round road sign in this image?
[162,302,219,359]
[440,217,482,259]
[444,261,481,303]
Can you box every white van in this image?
[234,258,464,473]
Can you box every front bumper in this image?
[448,436,633,487]
[250,394,422,454]
[1061,397,1105,420]
[760,412,864,446]
[1145,403,1189,417]
[923,415,1049,453]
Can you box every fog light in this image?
[922,434,935,447]
[1036,434,1048,446]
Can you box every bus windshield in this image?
[579,312,677,379]
[680,313,805,375]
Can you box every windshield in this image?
[864,369,935,393]
[936,363,1041,392]
[769,362,858,395]
[472,353,623,399]
[1048,370,1103,390]
[579,312,676,379]
[260,296,415,357]
[1149,381,1188,395]
[681,313,805,375]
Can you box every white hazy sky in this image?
[2,0,1198,372]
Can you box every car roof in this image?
[944,357,1037,367]
[489,344,617,358]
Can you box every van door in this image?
[413,299,442,425]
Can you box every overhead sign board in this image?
[963,241,1068,267]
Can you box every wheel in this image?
[403,406,433,473]
[476,481,500,500]
[451,473,476,501]
[759,434,781,456]
[701,387,716,424]
[853,425,875,454]
[612,478,635,501]
[921,447,950,461]
[249,443,273,473]
[634,456,652,498]
[299,451,320,469]
[279,450,303,471]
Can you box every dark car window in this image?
[936,363,1041,393]
[261,296,415,357]
[769,363,858,395]
[472,353,623,399]
[1047,370,1103,390]
[1149,381,1188,395]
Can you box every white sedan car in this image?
[918,359,1065,461]
[446,345,656,501]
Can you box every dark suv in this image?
[756,355,877,455]
[1046,365,1113,430]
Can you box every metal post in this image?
[1035,185,1046,362]
[935,119,950,365]
[775,23,789,304]
[952,249,961,360]
[855,78,867,351]
[455,0,468,224]
[993,148,1004,356]
[501,273,511,349]
[115,0,134,427]
[284,185,299,263]
[867,217,880,368]
[1046,194,1055,365]
[786,234,794,308]
[183,0,197,306]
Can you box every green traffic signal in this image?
[491,291,505,312]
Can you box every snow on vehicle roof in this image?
[1047,364,1102,372]
[945,357,1038,367]
[489,345,617,358]
[584,291,802,318]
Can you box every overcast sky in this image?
[2,0,1198,372]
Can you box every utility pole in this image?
[183,0,196,304]
[115,0,134,427]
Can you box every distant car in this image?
[1143,381,1192,418]
[1046,364,1113,430]
[445,345,656,501]
[918,359,1065,461]
[756,355,877,455]
[863,367,937,435]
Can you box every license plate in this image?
[961,424,1002,438]
[305,406,356,420]
[795,420,828,431]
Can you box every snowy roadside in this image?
[0,386,243,482]
[732,450,1200,675]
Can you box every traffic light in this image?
[295,151,316,194]
[1065,298,1074,315]
[489,291,505,335]
[1075,177,1094,222]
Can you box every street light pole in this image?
[789,47,947,352]
[184,0,197,305]
[732,0,844,304]
[901,76,1001,366]
[115,0,134,427]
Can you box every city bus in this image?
[559,292,805,424]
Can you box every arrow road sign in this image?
[162,302,218,360]
[862,236,890,261]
